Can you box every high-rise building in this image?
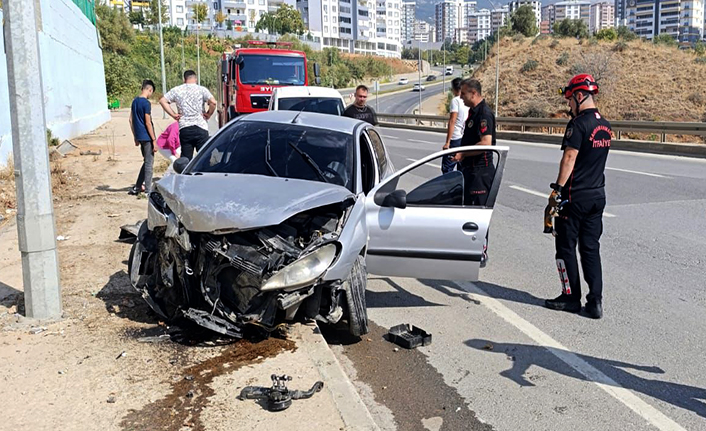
[508,0,541,33]
[461,0,477,27]
[298,0,402,57]
[627,0,704,42]
[468,8,491,43]
[435,0,460,42]
[413,19,432,42]
[541,3,555,29]
[490,5,509,34]
[166,0,188,29]
[402,1,416,42]
[590,1,615,33]
[614,0,627,26]
[554,0,590,28]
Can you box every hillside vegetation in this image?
[472,36,706,123]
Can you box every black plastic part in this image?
[387,324,432,349]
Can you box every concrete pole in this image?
[158,0,168,119]
[4,0,62,319]
[442,43,445,92]
[495,31,500,118]
[197,21,201,86]
[417,43,422,115]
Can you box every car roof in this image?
[241,110,366,134]
[274,86,344,99]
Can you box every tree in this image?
[455,45,470,65]
[128,10,146,28]
[215,10,226,28]
[226,19,234,31]
[96,4,135,55]
[255,4,305,35]
[553,19,589,39]
[191,2,208,24]
[510,5,538,37]
[146,0,169,26]
[616,25,637,41]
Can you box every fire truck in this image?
[217,41,321,127]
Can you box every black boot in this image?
[545,294,581,313]
[585,301,603,319]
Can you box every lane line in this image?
[455,280,688,431]
[606,167,670,179]
[508,185,617,218]
[406,157,442,169]
[407,139,436,144]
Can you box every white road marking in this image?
[455,280,688,431]
[606,167,670,178]
[508,185,617,218]
[407,138,436,144]
[406,157,442,169]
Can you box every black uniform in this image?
[555,108,611,304]
[343,104,378,125]
[460,99,496,206]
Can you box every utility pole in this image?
[182,32,185,73]
[442,41,446,93]
[489,1,501,118]
[197,1,202,86]
[158,0,168,118]
[417,43,422,115]
[4,0,62,319]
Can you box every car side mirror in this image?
[315,77,321,85]
[313,62,321,78]
[173,157,190,174]
[381,189,407,209]
[235,55,244,65]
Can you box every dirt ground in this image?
[0,111,310,431]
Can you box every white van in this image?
[268,86,346,116]
[445,66,454,75]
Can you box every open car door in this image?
[365,146,508,282]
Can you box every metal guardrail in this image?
[376,114,706,143]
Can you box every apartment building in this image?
[490,5,509,34]
[468,8,491,43]
[614,0,627,26]
[554,0,590,28]
[435,0,459,42]
[413,19,433,42]
[590,1,615,33]
[508,0,541,32]
[402,1,416,42]
[541,3,555,29]
[627,0,704,42]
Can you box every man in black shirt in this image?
[343,85,378,125]
[452,78,496,267]
[545,74,611,319]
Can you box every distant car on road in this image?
[412,83,425,91]
[445,66,454,75]
[426,75,437,82]
[268,86,346,116]
[398,77,409,85]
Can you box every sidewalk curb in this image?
[301,322,381,431]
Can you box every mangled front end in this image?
[129,175,358,338]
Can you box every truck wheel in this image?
[344,255,369,337]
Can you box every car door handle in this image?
[462,222,479,232]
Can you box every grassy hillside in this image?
[472,36,706,123]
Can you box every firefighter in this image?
[545,74,612,319]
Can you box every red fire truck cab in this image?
[217,41,320,127]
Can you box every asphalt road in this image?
[329,127,706,431]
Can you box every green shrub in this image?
[556,52,569,66]
[694,41,706,56]
[653,33,677,47]
[695,57,706,64]
[595,28,618,41]
[549,39,560,49]
[512,33,525,44]
[46,129,60,147]
[521,59,539,73]
[519,102,549,118]
[687,93,706,105]
[613,41,628,52]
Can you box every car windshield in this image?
[188,121,355,191]
[278,97,344,115]
[238,55,306,85]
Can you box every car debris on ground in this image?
[239,374,324,412]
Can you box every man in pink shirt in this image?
[156,122,182,162]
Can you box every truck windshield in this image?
[188,121,354,191]
[238,55,306,85]
[278,98,344,115]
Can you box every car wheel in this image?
[343,255,369,337]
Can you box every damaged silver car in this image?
[128,111,508,338]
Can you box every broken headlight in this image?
[261,243,337,291]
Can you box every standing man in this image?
[452,78,496,267]
[545,74,611,319]
[128,79,157,196]
[441,77,469,173]
[159,70,217,160]
[343,85,378,125]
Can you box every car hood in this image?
[155,173,355,232]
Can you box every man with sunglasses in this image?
[545,74,612,319]
[343,85,378,125]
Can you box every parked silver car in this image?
[128,111,507,338]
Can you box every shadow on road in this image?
[96,184,132,193]
[95,269,160,325]
[418,279,545,308]
[366,277,445,308]
[466,338,706,419]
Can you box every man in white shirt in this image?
[159,70,217,160]
[441,78,470,173]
